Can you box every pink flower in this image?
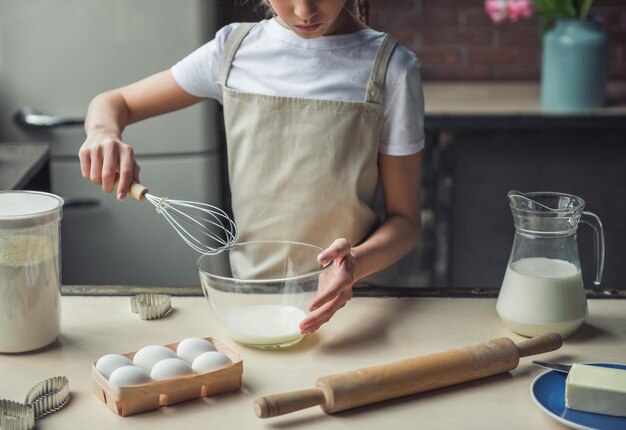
[507,0,533,21]
[485,0,508,23]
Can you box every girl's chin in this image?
[292,24,326,38]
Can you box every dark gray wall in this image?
[438,128,625,291]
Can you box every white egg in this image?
[109,365,152,386]
[176,337,217,364]
[150,358,194,381]
[133,345,177,371]
[191,351,231,374]
[95,353,133,379]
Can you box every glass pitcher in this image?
[496,191,604,338]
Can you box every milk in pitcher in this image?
[496,257,587,337]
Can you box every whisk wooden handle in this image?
[115,178,149,201]
[127,181,149,201]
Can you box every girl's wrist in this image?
[348,245,366,282]
[86,124,122,139]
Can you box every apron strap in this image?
[365,34,398,104]
[218,22,257,86]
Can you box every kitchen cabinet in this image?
[422,82,626,292]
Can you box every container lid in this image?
[0,191,64,229]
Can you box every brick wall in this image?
[222,1,626,81]
[370,0,626,80]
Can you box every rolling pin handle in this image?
[254,388,325,418]
[515,332,563,358]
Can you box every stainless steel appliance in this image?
[0,0,222,286]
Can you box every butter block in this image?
[565,364,626,417]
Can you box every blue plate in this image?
[530,362,626,430]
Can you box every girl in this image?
[79,0,424,334]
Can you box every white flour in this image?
[0,232,61,352]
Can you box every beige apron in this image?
[218,22,399,285]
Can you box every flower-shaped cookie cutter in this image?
[0,376,70,430]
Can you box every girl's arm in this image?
[79,70,204,200]
[353,152,423,280]
[300,152,423,333]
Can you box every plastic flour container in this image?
[0,191,64,352]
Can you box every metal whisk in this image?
[124,181,237,255]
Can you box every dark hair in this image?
[355,0,369,25]
[253,1,370,25]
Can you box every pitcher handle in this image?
[581,211,605,286]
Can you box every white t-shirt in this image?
[172,19,424,156]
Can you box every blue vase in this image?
[541,18,609,111]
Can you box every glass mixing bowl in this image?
[197,241,330,349]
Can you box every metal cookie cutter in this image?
[0,376,70,430]
[131,293,172,320]
[25,376,71,419]
[0,400,34,430]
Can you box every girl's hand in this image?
[78,131,140,201]
[299,238,355,334]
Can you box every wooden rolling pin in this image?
[254,332,562,418]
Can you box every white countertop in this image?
[0,296,624,429]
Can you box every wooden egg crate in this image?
[92,336,243,416]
